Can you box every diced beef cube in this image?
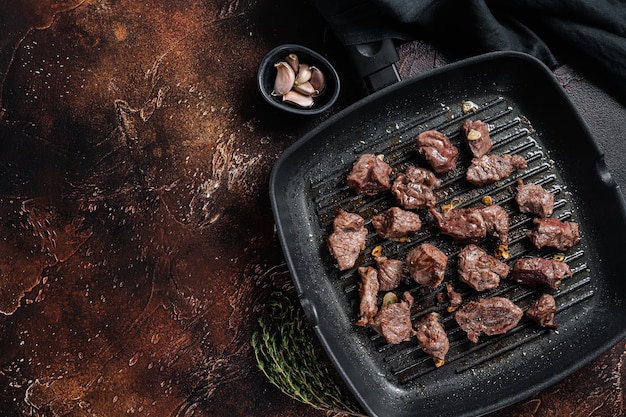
[415,312,449,366]
[406,243,448,288]
[511,257,572,290]
[515,179,554,218]
[346,153,392,195]
[327,210,368,270]
[430,204,509,246]
[458,244,510,291]
[455,297,523,343]
[462,119,492,158]
[527,217,580,251]
[416,129,459,174]
[371,291,416,344]
[444,283,463,312]
[371,206,422,240]
[526,293,559,329]
[392,166,441,210]
[355,266,380,326]
[466,154,527,187]
[375,256,404,291]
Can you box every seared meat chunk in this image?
[355,266,379,326]
[436,283,463,312]
[406,243,448,288]
[455,297,523,343]
[415,312,449,366]
[327,209,368,270]
[511,257,572,289]
[527,217,580,250]
[526,293,559,329]
[466,154,527,187]
[430,204,509,246]
[371,291,416,344]
[462,119,492,158]
[458,244,510,291]
[416,129,459,174]
[515,179,554,218]
[346,153,392,195]
[371,206,422,240]
[375,256,404,291]
[392,166,442,210]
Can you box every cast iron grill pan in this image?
[269,52,626,417]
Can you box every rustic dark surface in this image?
[0,1,624,417]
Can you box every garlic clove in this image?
[309,66,326,96]
[293,81,316,96]
[272,62,295,96]
[282,90,314,108]
[294,63,312,86]
[286,53,299,73]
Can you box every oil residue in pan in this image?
[309,95,593,387]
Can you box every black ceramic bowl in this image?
[257,44,340,115]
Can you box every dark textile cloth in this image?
[313,0,626,105]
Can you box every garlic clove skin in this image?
[293,81,316,96]
[294,63,312,86]
[309,66,326,96]
[282,90,314,108]
[272,62,295,96]
[286,53,299,73]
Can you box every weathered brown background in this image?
[1,1,624,416]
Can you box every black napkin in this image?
[313,0,626,105]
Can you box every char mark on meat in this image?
[355,266,379,326]
[416,312,449,366]
[527,217,580,250]
[430,204,509,246]
[371,206,422,240]
[516,179,554,218]
[416,129,459,174]
[327,209,368,270]
[375,256,404,291]
[462,119,492,158]
[526,293,559,329]
[458,244,510,291]
[455,297,523,344]
[346,153,392,195]
[511,257,572,289]
[406,243,448,288]
[466,154,527,187]
[371,291,416,344]
[392,166,441,210]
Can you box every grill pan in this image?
[269,51,626,417]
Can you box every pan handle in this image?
[345,38,401,93]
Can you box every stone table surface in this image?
[1,1,624,416]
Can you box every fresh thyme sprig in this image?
[251,291,366,416]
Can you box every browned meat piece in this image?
[430,204,509,246]
[375,256,404,291]
[466,154,527,186]
[527,217,580,250]
[406,243,448,288]
[462,119,492,158]
[327,209,368,270]
[458,244,510,291]
[515,179,554,218]
[416,129,459,174]
[355,266,380,326]
[371,206,422,240]
[511,257,572,289]
[392,166,442,209]
[346,153,392,195]
[455,297,523,343]
[415,312,449,366]
[371,291,416,344]
[526,293,559,329]
[445,283,463,312]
